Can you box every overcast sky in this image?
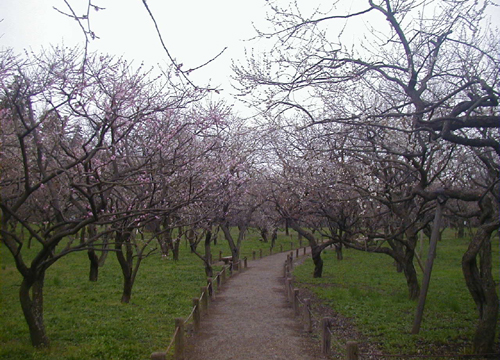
[1,1,499,116]
[1,0,277,115]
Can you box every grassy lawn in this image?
[293,231,500,356]
[0,228,302,360]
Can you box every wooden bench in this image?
[219,256,233,265]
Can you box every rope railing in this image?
[149,263,230,360]
[150,242,295,360]
[150,325,179,360]
[184,306,195,325]
[165,327,179,355]
[283,254,500,360]
[151,243,306,360]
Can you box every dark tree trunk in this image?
[186,228,196,253]
[115,229,135,304]
[462,218,499,355]
[260,227,269,243]
[158,238,170,256]
[402,231,421,300]
[19,271,50,348]
[399,224,422,300]
[335,243,343,260]
[204,230,213,277]
[98,240,109,267]
[85,225,104,281]
[220,223,245,264]
[121,275,133,304]
[311,245,324,278]
[287,219,324,277]
[172,239,180,261]
[88,249,99,282]
[271,228,278,249]
[391,247,420,301]
[395,260,404,273]
[402,254,420,300]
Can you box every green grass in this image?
[0,228,302,360]
[293,231,500,356]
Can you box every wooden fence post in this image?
[286,277,293,302]
[296,248,299,257]
[321,318,332,355]
[244,257,248,269]
[280,244,283,252]
[346,341,359,360]
[207,278,214,300]
[259,248,263,258]
[219,250,223,261]
[221,267,226,284]
[174,318,184,360]
[303,299,312,332]
[293,289,300,316]
[201,287,208,314]
[192,298,200,332]
[284,278,290,302]
[252,250,256,260]
[303,247,306,255]
[270,247,273,255]
[216,273,221,290]
[289,252,294,269]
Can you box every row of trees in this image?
[232,0,499,354]
[1,0,498,355]
[0,46,262,347]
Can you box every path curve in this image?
[183,251,326,360]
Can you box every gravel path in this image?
[183,251,326,360]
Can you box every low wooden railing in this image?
[283,255,500,360]
[150,241,307,359]
[150,260,243,360]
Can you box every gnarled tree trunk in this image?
[311,244,324,278]
[19,270,50,348]
[462,215,499,355]
[402,255,420,301]
[88,250,99,282]
[204,230,213,277]
[287,219,327,278]
[115,228,136,304]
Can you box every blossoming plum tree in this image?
[0,46,208,346]
[234,0,499,353]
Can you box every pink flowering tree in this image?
[0,46,206,347]
[104,100,237,301]
[234,0,499,352]
[200,116,263,264]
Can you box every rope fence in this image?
[282,256,500,360]
[150,241,304,359]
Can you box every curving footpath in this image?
[183,251,326,360]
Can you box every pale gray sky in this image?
[1,1,499,115]
[0,1,269,92]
